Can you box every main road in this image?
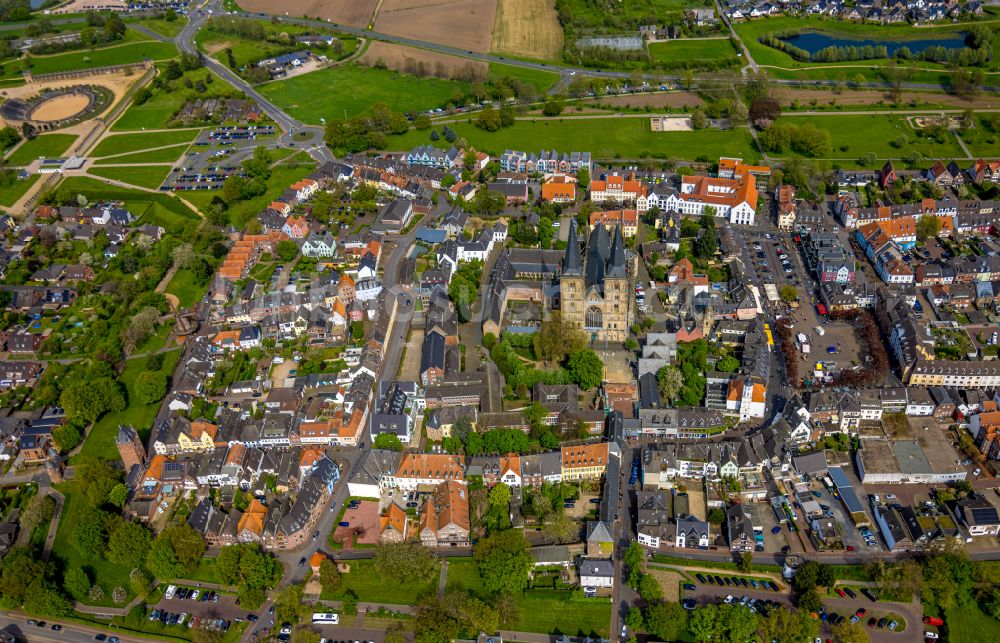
[231,9,1000,94]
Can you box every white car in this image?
[621,625,627,639]
[925,633,939,640]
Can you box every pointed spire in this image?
[607,224,627,277]
[563,218,582,276]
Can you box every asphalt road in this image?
[178,1,333,164]
[0,614,129,643]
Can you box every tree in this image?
[737,552,753,573]
[19,493,56,531]
[624,541,643,573]
[542,512,576,544]
[797,587,822,613]
[373,543,437,583]
[542,100,563,116]
[125,306,162,347]
[625,606,644,632]
[922,551,972,610]
[385,622,407,643]
[577,166,590,190]
[51,424,82,452]
[657,365,683,403]
[779,284,799,303]
[637,573,663,602]
[707,507,725,524]
[73,510,110,558]
[488,483,512,509]
[63,566,91,600]
[146,537,181,581]
[829,619,870,643]
[688,604,718,642]
[916,214,942,241]
[268,583,304,628]
[319,558,341,592]
[716,356,740,373]
[477,107,503,131]
[757,607,818,643]
[475,530,532,594]
[60,377,125,423]
[534,313,587,363]
[691,108,708,130]
[170,243,196,269]
[107,521,151,569]
[749,97,782,129]
[274,239,299,261]
[107,483,129,508]
[566,349,603,389]
[135,370,168,404]
[644,602,688,641]
[373,433,404,451]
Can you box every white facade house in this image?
[354,278,383,302]
[578,558,615,589]
[675,516,710,549]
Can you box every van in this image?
[814,326,825,336]
[165,585,177,600]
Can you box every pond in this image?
[780,30,967,56]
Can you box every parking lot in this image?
[683,578,917,643]
[154,586,248,635]
[164,125,277,191]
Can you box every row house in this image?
[395,453,466,491]
[589,173,647,205]
[152,417,220,456]
[589,209,639,238]
[908,360,1000,388]
[776,184,796,231]
[406,145,461,170]
[540,175,577,203]
[927,160,965,188]
[419,479,471,548]
[498,149,592,175]
[561,442,613,481]
[968,159,1000,185]
[803,231,854,283]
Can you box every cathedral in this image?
[559,218,633,343]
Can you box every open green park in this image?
[258,61,558,124]
[89,165,173,190]
[90,130,201,158]
[0,174,39,207]
[648,38,740,64]
[111,67,233,131]
[389,117,758,161]
[777,112,970,160]
[75,349,182,462]
[5,133,76,165]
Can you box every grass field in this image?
[91,144,192,165]
[944,602,1000,642]
[166,266,210,308]
[3,39,178,79]
[648,38,739,64]
[74,349,182,462]
[259,63,469,123]
[776,113,968,159]
[492,0,563,60]
[391,118,759,160]
[515,588,611,636]
[91,130,200,157]
[327,559,438,605]
[489,62,559,94]
[5,133,76,165]
[89,165,172,190]
[445,559,488,594]
[0,174,39,207]
[51,482,136,606]
[135,17,187,39]
[958,116,1000,158]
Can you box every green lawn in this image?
[89,164,172,190]
[944,602,1000,642]
[51,482,136,606]
[515,588,611,637]
[3,39,178,78]
[166,266,210,309]
[775,113,967,160]
[134,17,187,39]
[91,144,192,165]
[959,116,1000,158]
[258,63,469,123]
[176,557,220,584]
[326,559,438,605]
[74,349,182,462]
[445,559,487,595]
[390,118,759,161]
[0,174,39,207]
[5,134,76,165]
[91,130,201,158]
[648,38,739,64]
[135,199,200,233]
[488,62,559,94]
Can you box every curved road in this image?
[178,1,333,163]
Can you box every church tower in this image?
[602,225,631,342]
[560,218,585,329]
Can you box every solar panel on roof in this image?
[970,508,999,523]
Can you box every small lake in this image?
[780,31,967,56]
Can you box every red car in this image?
[835,588,846,598]
[846,545,855,551]
[856,609,866,617]
[923,616,945,627]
